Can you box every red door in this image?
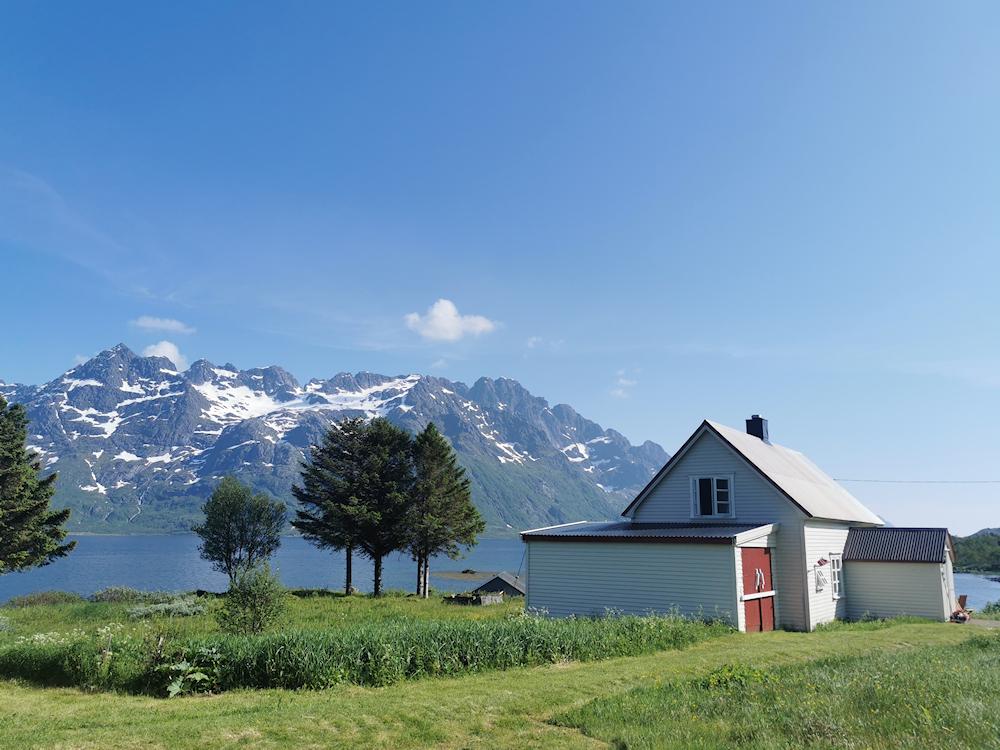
[741,547,775,632]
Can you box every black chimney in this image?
[746,415,769,442]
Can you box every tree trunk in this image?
[415,553,423,596]
[422,556,430,599]
[373,554,383,597]
[345,545,353,595]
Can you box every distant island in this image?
[953,529,1000,574]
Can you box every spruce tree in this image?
[347,418,414,596]
[0,396,75,572]
[408,422,484,597]
[292,417,366,594]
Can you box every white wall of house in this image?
[628,432,809,630]
[845,562,950,621]
[525,540,738,625]
[803,521,851,627]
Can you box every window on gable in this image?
[692,476,734,518]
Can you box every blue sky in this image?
[2,2,999,533]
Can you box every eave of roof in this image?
[521,521,774,544]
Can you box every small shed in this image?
[843,527,957,621]
[472,572,525,597]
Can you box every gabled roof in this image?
[843,527,954,563]
[622,420,884,526]
[521,521,777,544]
[472,571,525,594]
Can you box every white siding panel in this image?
[845,562,949,621]
[734,547,746,631]
[803,521,851,627]
[525,541,738,626]
[631,433,809,630]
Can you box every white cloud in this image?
[404,299,497,342]
[611,369,638,398]
[72,354,90,366]
[131,315,195,334]
[143,341,189,370]
[430,358,448,370]
[526,336,543,349]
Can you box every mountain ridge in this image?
[1,345,669,534]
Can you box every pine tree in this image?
[347,418,415,596]
[292,417,366,595]
[192,476,286,584]
[0,396,75,572]
[408,422,484,597]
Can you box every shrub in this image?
[5,591,84,608]
[90,586,177,604]
[216,566,287,635]
[127,597,206,620]
[701,663,775,691]
[980,600,1000,616]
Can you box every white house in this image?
[521,416,958,632]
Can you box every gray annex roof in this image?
[843,527,954,564]
[521,521,773,544]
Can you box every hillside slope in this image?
[0,345,669,533]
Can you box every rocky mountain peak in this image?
[4,348,669,534]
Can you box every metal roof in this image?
[472,572,525,594]
[843,527,953,563]
[521,521,771,543]
[624,420,884,526]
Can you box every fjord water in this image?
[1,536,997,610]
[0,535,526,602]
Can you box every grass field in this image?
[0,604,979,749]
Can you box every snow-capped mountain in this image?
[1,345,669,533]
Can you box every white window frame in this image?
[689,475,736,519]
[830,553,844,599]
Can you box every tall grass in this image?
[555,629,1000,749]
[0,613,730,695]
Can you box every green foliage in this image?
[409,422,485,597]
[292,417,367,594]
[815,614,934,631]
[0,605,728,694]
[6,590,84,608]
[0,396,75,573]
[556,630,1000,749]
[953,531,1000,572]
[193,476,286,583]
[700,663,775,691]
[90,586,177,604]
[127,597,206,620]
[158,646,222,697]
[294,418,416,596]
[216,566,287,635]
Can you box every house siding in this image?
[803,521,852,627]
[525,540,738,625]
[629,432,809,630]
[845,562,949,621]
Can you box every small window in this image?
[691,476,734,518]
[830,554,843,599]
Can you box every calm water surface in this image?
[2,536,998,610]
[0,534,526,602]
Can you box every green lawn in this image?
[0,621,975,749]
[556,628,1000,749]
